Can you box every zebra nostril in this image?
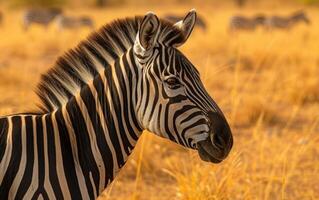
[211,134,226,150]
[207,111,233,154]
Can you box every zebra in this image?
[55,15,95,31]
[164,13,207,31]
[0,10,233,199]
[265,11,310,30]
[22,8,62,31]
[229,14,266,32]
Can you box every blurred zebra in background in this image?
[265,11,310,30]
[22,8,63,31]
[55,15,94,31]
[229,14,266,32]
[164,14,207,31]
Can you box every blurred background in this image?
[0,0,318,199]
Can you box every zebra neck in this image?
[53,47,143,192]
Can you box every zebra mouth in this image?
[197,139,224,163]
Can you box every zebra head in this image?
[133,10,233,163]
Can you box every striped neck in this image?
[53,47,143,196]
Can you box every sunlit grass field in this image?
[0,3,318,200]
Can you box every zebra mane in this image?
[36,16,185,113]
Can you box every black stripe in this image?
[163,105,177,143]
[94,74,124,168]
[147,69,159,122]
[81,83,114,188]
[181,111,203,124]
[83,43,108,70]
[104,63,125,167]
[0,118,8,163]
[172,106,198,146]
[157,104,162,132]
[38,83,62,109]
[118,22,134,44]
[15,116,34,199]
[128,49,140,109]
[122,52,142,133]
[57,56,86,87]
[114,59,138,144]
[32,116,50,200]
[77,46,99,77]
[113,60,133,154]
[0,116,22,199]
[35,116,45,190]
[65,99,98,199]
[55,109,83,199]
[47,72,73,100]
[164,47,170,68]
[94,34,118,60]
[46,114,63,198]
[142,68,150,117]
[164,104,184,145]
[181,118,207,139]
[31,190,49,200]
[105,29,127,53]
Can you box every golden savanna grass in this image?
[0,3,318,200]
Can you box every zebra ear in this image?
[173,9,197,47]
[135,12,160,54]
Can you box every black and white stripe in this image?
[0,10,233,199]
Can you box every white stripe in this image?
[42,115,56,199]
[51,111,72,199]
[89,172,96,197]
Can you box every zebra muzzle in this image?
[197,112,233,163]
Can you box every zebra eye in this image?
[165,77,181,89]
